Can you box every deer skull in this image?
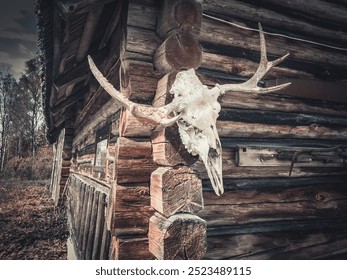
[88,24,290,196]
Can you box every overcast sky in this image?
[0,0,38,79]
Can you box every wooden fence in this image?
[66,174,111,259]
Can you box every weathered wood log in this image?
[151,167,203,217]
[199,16,347,70]
[152,73,176,107]
[266,78,347,104]
[151,125,198,166]
[110,183,154,236]
[116,137,158,183]
[200,50,315,81]
[219,108,347,128]
[205,230,347,260]
[154,33,202,74]
[217,88,347,118]
[75,7,104,63]
[157,0,202,38]
[119,108,155,137]
[73,99,121,146]
[254,0,347,29]
[127,0,158,31]
[217,120,347,140]
[110,236,155,260]
[149,213,207,260]
[200,183,347,228]
[192,147,347,180]
[122,59,162,103]
[202,0,347,46]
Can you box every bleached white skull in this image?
[169,69,223,195]
[88,24,290,196]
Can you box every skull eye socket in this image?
[208,147,219,158]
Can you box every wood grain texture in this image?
[149,213,207,259]
[150,166,203,217]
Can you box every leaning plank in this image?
[85,190,100,260]
[81,186,94,259]
[92,192,106,260]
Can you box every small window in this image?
[94,125,109,167]
[95,139,107,166]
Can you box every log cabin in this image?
[35,0,347,259]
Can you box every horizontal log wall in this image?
[125,0,347,260]
[66,0,347,260]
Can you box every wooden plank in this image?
[85,190,99,259]
[99,220,110,260]
[81,185,94,259]
[92,192,106,260]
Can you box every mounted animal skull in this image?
[88,24,290,196]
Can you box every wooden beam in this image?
[154,33,202,74]
[54,47,108,90]
[116,137,158,184]
[157,0,202,38]
[53,9,62,79]
[151,167,203,217]
[149,213,207,260]
[51,85,87,116]
[56,0,115,20]
[110,183,154,236]
[75,7,104,63]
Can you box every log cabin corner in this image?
[35,0,347,260]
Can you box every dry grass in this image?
[0,180,68,260]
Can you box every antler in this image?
[218,23,291,94]
[88,55,181,128]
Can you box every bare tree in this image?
[19,56,43,158]
[0,71,18,171]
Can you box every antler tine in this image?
[219,23,291,94]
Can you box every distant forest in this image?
[0,55,52,180]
